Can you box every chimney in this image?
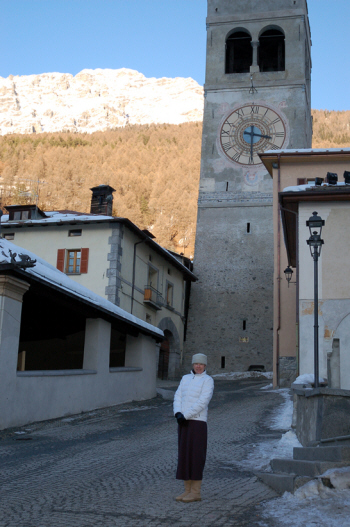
[90,185,116,216]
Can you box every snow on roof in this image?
[1,210,197,280]
[1,210,112,224]
[263,147,350,155]
[0,238,164,338]
[282,182,348,192]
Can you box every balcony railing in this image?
[144,285,164,310]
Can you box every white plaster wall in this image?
[298,203,331,378]
[0,311,158,430]
[7,224,112,298]
[298,202,350,385]
[335,313,350,390]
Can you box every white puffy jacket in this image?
[173,371,214,422]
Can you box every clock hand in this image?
[243,130,272,140]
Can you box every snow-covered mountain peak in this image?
[0,68,204,135]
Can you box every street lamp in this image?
[306,211,325,389]
[284,265,296,287]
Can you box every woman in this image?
[173,353,214,502]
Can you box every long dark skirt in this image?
[176,420,207,481]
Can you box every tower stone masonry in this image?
[185,0,312,377]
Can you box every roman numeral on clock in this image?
[222,142,231,152]
[221,129,230,137]
[251,106,259,114]
[267,143,280,150]
[232,152,242,162]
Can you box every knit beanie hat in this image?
[192,353,207,365]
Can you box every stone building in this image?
[185,0,312,375]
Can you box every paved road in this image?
[0,379,284,527]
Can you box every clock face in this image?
[219,104,287,165]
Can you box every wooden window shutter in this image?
[56,249,65,272]
[80,248,89,273]
[297,178,307,185]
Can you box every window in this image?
[258,29,285,72]
[109,328,126,367]
[243,319,247,331]
[67,250,81,274]
[166,282,174,307]
[226,30,252,73]
[69,229,82,237]
[3,233,15,240]
[247,223,251,234]
[148,265,158,288]
[13,211,29,221]
[56,248,89,274]
[221,356,226,369]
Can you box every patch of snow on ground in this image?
[260,383,273,390]
[268,388,293,430]
[237,430,302,472]
[118,406,158,413]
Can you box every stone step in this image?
[270,458,347,478]
[256,472,311,495]
[293,445,350,462]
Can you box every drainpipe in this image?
[276,153,281,387]
[131,239,146,315]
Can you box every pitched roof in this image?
[0,238,164,340]
[1,210,197,281]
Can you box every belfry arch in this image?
[258,27,285,72]
[225,29,252,74]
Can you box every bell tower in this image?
[185,0,312,381]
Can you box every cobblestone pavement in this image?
[0,380,285,527]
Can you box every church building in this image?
[185,0,312,380]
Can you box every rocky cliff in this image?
[0,68,204,135]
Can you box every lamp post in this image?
[306,211,325,389]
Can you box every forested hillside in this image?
[0,109,349,257]
[0,123,202,257]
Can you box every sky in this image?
[0,0,349,111]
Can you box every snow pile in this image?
[260,470,350,527]
[260,486,350,527]
[322,467,350,491]
[293,373,326,385]
[212,371,273,380]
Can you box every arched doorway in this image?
[157,318,181,379]
[158,333,170,380]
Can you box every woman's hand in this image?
[175,412,187,425]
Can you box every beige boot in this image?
[175,480,192,501]
[181,480,202,502]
